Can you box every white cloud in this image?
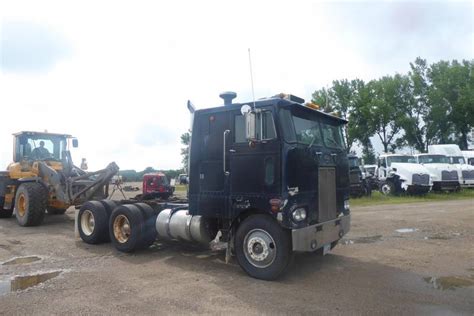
[0,0,472,170]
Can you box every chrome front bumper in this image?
[292,214,351,252]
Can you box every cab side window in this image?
[234,114,246,143]
[257,111,276,140]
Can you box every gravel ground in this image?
[0,198,473,315]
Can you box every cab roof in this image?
[13,131,73,138]
[195,96,348,124]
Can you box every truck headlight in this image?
[292,208,307,222]
[344,200,350,211]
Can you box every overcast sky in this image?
[0,0,472,171]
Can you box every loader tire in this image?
[78,201,109,244]
[14,183,47,226]
[135,203,157,248]
[109,204,145,252]
[0,196,13,218]
[47,207,67,215]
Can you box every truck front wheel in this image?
[235,214,292,280]
[380,181,395,195]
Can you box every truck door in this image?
[191,111,230,218]
[227,109,280,219]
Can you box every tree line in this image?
[312,58,474,163]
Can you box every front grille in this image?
[441,170,458,181]
[462,170,474,180]
[412,173,430,185]
[318,167,337,222]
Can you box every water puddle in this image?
[2,256,41,265]
[395,228,418,233]
[0,271,62,295]
[424,275,474,290]
[342,235,382,244]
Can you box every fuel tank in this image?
[155,209,215,244]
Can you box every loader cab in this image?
[13,131,77,163]
[188,93,350,230]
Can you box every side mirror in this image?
[241,105,257,141]
[72,139,79,148]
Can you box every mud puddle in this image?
[424,275,474,290]
[0,271,62,295]
[2,256,41,265]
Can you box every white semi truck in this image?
[428,144,474,188]
[414,154,460,191]
[377,154,432,195]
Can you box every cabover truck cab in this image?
[348,155,371,197]
[77,92,351,280]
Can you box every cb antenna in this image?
[248,48,256,110]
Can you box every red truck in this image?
[142,173,174,199]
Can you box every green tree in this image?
[180,131,191,170]
[311,87,333,112]
[428,60,474,149]
[400,57,430,152]
[366,75,408,153]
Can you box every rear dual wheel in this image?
[109,203,157,252]
[78,200,118,244]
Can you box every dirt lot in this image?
[0,197,473,315]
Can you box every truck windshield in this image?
[418,155,450,164]
[451,156,465,164]
[348,158,359,167]
[279,108,345,149]
[387,156,415,166]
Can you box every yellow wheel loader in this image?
[0,131,119,226]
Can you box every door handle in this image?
[229,149,236,153]
[223,130,230,176]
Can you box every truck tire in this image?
[14,183,47,226]
[235,214,292,280]
[135,203,157,248]
[78,201,109,244]
[380,181,395,195]
[99,199,118,217]
[109,204,145,252]
[0,196,13,218]
[47,207,67,215]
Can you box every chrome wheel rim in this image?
[243,229,276,268]
[381,184,391,195]
[113,215,131,244]
[81,210,95,236]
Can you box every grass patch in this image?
[351,189,474,207]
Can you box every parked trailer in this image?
[77,92,351,280]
